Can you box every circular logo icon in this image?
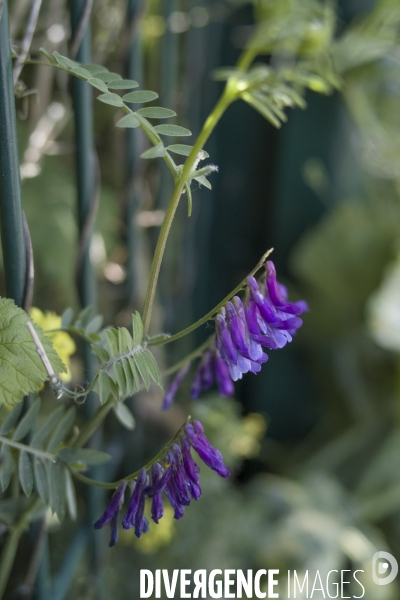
[372,552,398,586]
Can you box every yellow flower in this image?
[30,308,76,382]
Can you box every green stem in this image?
[0,435,54,461]
[0,496,43,599]
[69,417,190,489]
[141,87,234,337]
[149,248,273,346]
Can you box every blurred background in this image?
[2,0,400,598]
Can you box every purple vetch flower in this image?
[94,419,230,546]
[168,446,191,506]
[266,261,308,315]
[134,489,149,538]
[162,362,191,411]
[122,468,147,530]
[94,481,127,547]
[109,510,120,547]
[215,350,234,396]
[185,421,231,478]
[181,436,200,484]
[148,463,165,524]
[188,260,307,400]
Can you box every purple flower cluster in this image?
[94,420,230,547]
[190,260,307,398]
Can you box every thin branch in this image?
[148,248,274,346]
[69,0,93,60]
[13,0,43,85]
[23,211,34,313]
[26,322,64,398]
[0,434,55,461]
[69,417,191,489]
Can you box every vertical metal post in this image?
[125,0,143,305]
[0,0,26,308]
[70,0,97,311]
[69,2,102,593]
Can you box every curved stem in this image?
[69,417,190,489]
[141,88,234,337]
[149,248,273,346]
[0,496,43,599]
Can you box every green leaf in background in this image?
[19,451,33,497]
[0,298,66,406]
[13,397,41,441]
[61,307,74,328]
[65,469,77,521]
[97,93,124,107]
[31,405,65,448]
[0,445,12,492]
[34,458,50,505]
[46,407,76,452]
[48,460,66,518]
[141,143,166,159]
[112,402,136,431]
[137,107,176,119]
[107,79,139,90]
[57,447,111,466]
[154,124,192,137]
[0,402,23,435]
[123,90,159,103]
[116,114,140,128]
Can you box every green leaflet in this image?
[123,90,159,103]
[107,79,139,90]
[65,469,77,521]
[154,124,192,137]
[112,402,135,430]
[0,445,12,492]
[141,143,166,159]
[34,458,50,505]
[31,405,65,448]
[46,407,76,452]
[99,312,163,399]
[194,175,212,190]
[48,460,66,518]
[0,298,66,406]
[137,107,176,119]
[19,451,33,497]
[97,93,124,107]
[13,397,41,441]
